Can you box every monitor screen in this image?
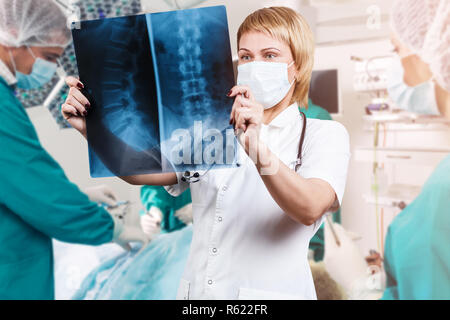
[309,69,339,114]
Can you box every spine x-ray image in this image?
[72,6,236,178]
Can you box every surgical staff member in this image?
[382,0,450,299]
[63,7,351,299]
[0,0,147,300]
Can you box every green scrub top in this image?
[140,185,192,233]
[382,154,450,300]
[301,100,341,262]
[0,78,114,300]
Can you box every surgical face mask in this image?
[8,47,58,89]
[237,61,295,109]
[386,56,439,115]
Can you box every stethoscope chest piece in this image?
[181,171,201,184]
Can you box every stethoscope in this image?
[181,110,307,184]
[181,170,203,184]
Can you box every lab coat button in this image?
[218,216,222,222]
[208,280,213,285]
[212,248,218,254]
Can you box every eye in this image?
[44,55,58,63]
[240,55,251,61]
[265,53,277,59]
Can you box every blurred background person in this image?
[0,0,148,300]
[382,0,450,300]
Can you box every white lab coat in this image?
[166,103,350,300]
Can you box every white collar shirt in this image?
[166,102,350,300]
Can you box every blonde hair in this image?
[237,7,315,108]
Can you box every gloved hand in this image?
[174,203,193,225]
[323,219,368,295]
[140,206,163,238]
[84,185,118,207]
[109,202,151,252]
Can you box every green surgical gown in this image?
[301,100,341,262]
[0,78,114,300]
[382,154,450,300]
[140,185,192,233]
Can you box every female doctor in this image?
[62,6,350,300]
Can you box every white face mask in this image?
[386,56,439,115]
[237,61,295,109]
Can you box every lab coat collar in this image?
[266,102,300,128]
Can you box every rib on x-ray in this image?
[72,6,236,178]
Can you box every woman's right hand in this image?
[61,76,91,138]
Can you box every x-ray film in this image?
[16,0,142,129]
[72,6,236,178]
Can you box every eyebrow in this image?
[262,47,281,52]
[238,47,281,53]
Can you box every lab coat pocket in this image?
[176,279,191,300]
[238,287,304,300]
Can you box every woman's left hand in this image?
[228,86,264,154]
